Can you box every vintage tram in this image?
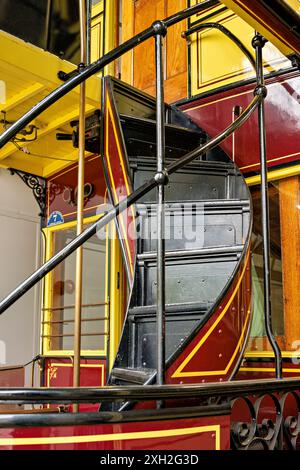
[0,0,299,450]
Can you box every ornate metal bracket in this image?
[230,391,300,450]
[9,168,46,220]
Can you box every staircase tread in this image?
[112,367,156,384]
[137,244,244,260]
[129,301,212,315]
[136,199,250,210]
[129,155,234,168]
[120,113,203,135]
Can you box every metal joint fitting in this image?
[78,62,85,72]
[254,85,267,98]
[154,170,169,185]
[252,34,267,49]
[152,20,167,37]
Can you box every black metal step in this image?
[137,245,243,262]
[136,199,250,253]
[128,301,211,318]
[101,77,252,409]
[111,367,156,385]
[129,155,235,170]
[131,163,248,203]
[120,113,206,159]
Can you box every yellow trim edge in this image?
[245,164,300,186]
[0,425,220,448]
[172,249,251,378]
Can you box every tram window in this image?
[0,0,48,49]
[44,223,108,353]
[248,175,300,350]
[0,0,81,64]
[48,0,80,63]
[250,182,284,337]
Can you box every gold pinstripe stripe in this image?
[0,425,221,448]
[172,249,251,378]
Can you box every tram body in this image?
[0,0,299,450]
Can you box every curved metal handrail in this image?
[0,2,282,381]
[182,21,256,70]
[0,93,261,315]
[0,377,299,405]
[0,0,219,149]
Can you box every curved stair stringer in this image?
[100,76,253,410]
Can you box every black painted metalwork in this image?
[262,0,300,39]
[0,383,299,450]
[0,404,230,428]
[182,22,256,70]
[252,33,283,380]
[99,78,251,412]
[0,95,260,316]
[9,168,46,219]
[0,377,299,404]
[231,391,300,450]
[153,22,167,388]
[44,0,53,51]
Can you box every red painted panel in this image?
[232,0,300,55]
[0,414,230,450]
[0,367,24,387]
[181,71,300,173]
[44,357,106,412]
[167,248,252,384]
[102,80,136,283]
[46,155,107,225]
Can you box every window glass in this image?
[0,0,48,48]
[248,175,300,351]
[0,0,80,63]
[49,0,80,63]
[45,223,107,352]
[250,182,284,337]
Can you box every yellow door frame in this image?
[42,213,124,367]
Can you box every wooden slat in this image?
[166,0,187,80]
[121,0,188,103]
[279,176,300,349]
[121,0,135,85]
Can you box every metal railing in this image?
[0,377,298,406]
[0,0,281,382]
[0,379,299,449]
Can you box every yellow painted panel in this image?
[190,8,290,96]
[91,0,104,64]
[283,0,300,14]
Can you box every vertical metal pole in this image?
[153,21,167,388]
[253,33,282,379]
[86,0,92,65]
[73,0,87,410]
[45,0,53,51]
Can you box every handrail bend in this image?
[0,93,261,315]
[182,22,256,70]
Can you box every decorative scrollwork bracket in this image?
[9,168,46,220]
[230,391,300,450]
